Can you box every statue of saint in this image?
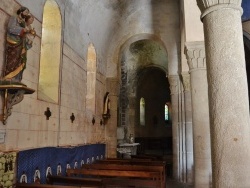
[3,6,36,83]
[103,92,111,119]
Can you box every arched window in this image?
[165,104,169,121]
[140,97,145,126]
[38,0,62,103]
[165,102,172,126]
[86,43,96,113]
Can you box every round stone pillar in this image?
[197,1,250,187]
[185,41,212,188]
[168,75,180,180]
[182,73,194,184]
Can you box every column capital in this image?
[196,0,243,20]
[185,41,206,72]
[168,75,180,95]
[181,73,191,92]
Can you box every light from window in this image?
[165,104,169,121]
[86,43,96,113]
[38,0,61,103]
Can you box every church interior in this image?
[0,0,250,187]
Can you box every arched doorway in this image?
[135,67,172,158]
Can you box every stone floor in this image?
[166,178,194,188]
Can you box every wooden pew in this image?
[96,158,166,169]
[47,175,103,188]
[96,158,166,188]
[67,168,161,188]
[81,163,165,188]
[15,183,81,188]
[106,158,165,185]
[98,157,167,165]
[106,157,152,162]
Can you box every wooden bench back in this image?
[82,163,164,171]
[47,175,103,187]
[97,158,166,166]
[84,162,165,187]
[67,168,163,188]
[16,183,81,188]
[67,168,160,179]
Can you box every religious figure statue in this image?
[57,163,62,176]
[24,14,36,46]
[20,172,27,183]
[4,154,13,172]
[0,7,36,125]
[46,166,52,183]
[33,169,41,184]
[3,6,36,83]
[102,92,110,119]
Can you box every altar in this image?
[117,143,140,158]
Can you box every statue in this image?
[0,7,36,125]
[102,92,111,120]
[33,168,41,184]
[3,6,36,83]
[0,7,36,124]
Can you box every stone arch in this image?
[106,33,168,79]
[114,34,168,141]
[38,0,62,103]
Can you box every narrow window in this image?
[86,43,96,113]
[140,97,145,126]
[38,0,62,103]
[165,104,169,121]
[165,102,172,126]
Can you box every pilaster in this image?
[181,73,193,184]
[185,41,212,188]
[168,75,180,180]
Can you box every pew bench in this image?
[67,168,161,188]
[81,163,165,188]
[47,175,103,188]
[98,158,165,165]
[15,183,81,188]
[96,159,166,175]
[106,157,152,162]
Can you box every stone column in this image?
[185,41,212,188]
[182,72,194,184]
[168,75,180,180]
[196,1,250,187]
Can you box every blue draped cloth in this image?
[242,0,250,21]
[17,144,105,184]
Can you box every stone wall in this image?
[0,1,106,152]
